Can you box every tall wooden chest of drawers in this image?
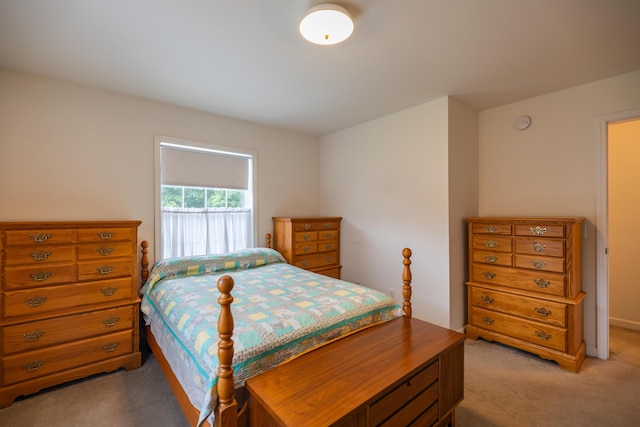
[272,217,342,279]
[465,217,585,372]
[0,221,142,407]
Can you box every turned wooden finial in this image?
[402,248,412,319]
[265,233,272,248]
[140,241,149,286]
[215,275,238,426]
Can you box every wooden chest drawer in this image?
[472,250,512,266]
[471,223,512,235]
[3,278,133,318]
[470,286,567,327]
[4,230,75,246]
[2,305,135,354]
[514,238,564,257]
[4,245,75,266]
[514,254,565,273]
[292,220,339,232]
[471,307,566,352]
[76,259,133,282]
[294,241,318,255]
[294,252,338,270]
[471,235,512,253]
[369,360,439,426]
[2,330,133,386]
[4,264,75,290]
[317,240,338,252]
[515,224,565,238]
[294,231,318,243]
[472,264,567,297]
[77,241,133,260]
[76,228,133,243]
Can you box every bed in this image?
[139,238,464,427]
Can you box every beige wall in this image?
[0,69,320,263]
[608,119,640,330]
[478,69,640,353]
[319,96,478,330]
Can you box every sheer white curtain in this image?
[161,208,252,259]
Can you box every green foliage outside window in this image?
[162,185,246,208]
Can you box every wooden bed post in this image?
[140,240,149,285]
[215,275,238,427]
[402,248,412,319]
[265,233,271,248]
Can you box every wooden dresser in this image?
[272,217,342,278]
[465,217,585,372]
[246,318,464,427]
[0,221,142,407]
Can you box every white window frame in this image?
[154,135,258,259]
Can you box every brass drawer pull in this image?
[23,330,45,342]
[303,224,311,230]
[303,234,311,241]
[97,265,114,275]
[530,242,546,253]
[481,295,494,304]
[482,317,494,325]
[30,271,52,281]
[30,250,51,261]
[530,260,547,269]
[100,287,118,296]
[103,316,120,327]
[326,256,333,263]
[98,231,115,240]
[24,360,46,371]
[102,342,120,352]
[324,243,332,250]
[535,330,552,341]
[301,260,309,267]
[485,225,497,233]
[97,247,114,256]
[30,233,52,243]
[530,226,547,236]
[324,233,332,239]
[303,245,311,252]
[324,223,332,229]
[485,240,498,248]
[482,272,496,280]
[534,278,551,288]
[535,307,551,317]
[25,296,47,307]
[485,255,498,263]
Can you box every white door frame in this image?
[596,108,640,359]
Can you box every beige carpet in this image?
[0,326,637,426]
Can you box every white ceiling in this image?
[1,0,640,136]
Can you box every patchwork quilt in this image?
[140,248,401,426]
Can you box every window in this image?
[155,136,256,259]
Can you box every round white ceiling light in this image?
[299,4,354,45]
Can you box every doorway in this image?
[596,109,640,359]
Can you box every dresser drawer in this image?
[317,230,338,241]
[292,220,339,232]
[471,223,512,235]
[369,361,439,426]
[76,259,133,282]
[2,330,133,386]
[514,254,565,273]
[294,242,318,255]
[2,305,135,354]
[471,235,512,253]
[472,264,567,297]
[314,267,341,279]
[3,278,133,318]
[472,250,512,267]
[471,307,566,352]
[515,224,565,238]
[294,252,338,270]
[4,264,75,290]
[76,228,133,243]
[514,238,564,257]
[470,287,567,327]
[77,242,133,260]
[294,231,318,243]
[317,240,338,252]
[4,230,75,246]
[4,245,75,266]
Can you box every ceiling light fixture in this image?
[299,4,354,45]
